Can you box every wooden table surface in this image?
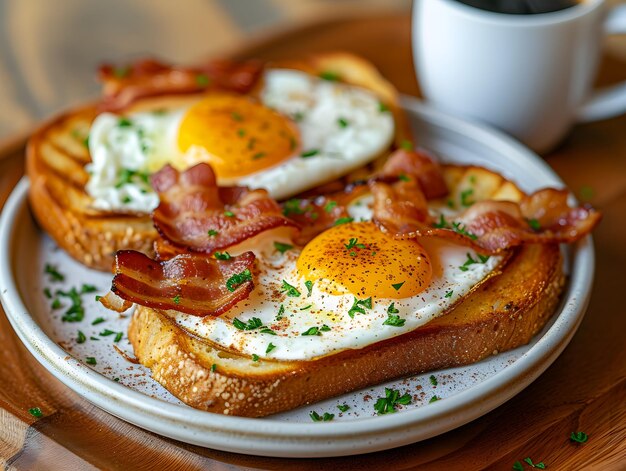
[1,13,625,471]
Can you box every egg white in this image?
[165,200,502,361]
[84,69,394,212]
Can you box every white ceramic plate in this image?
[0,97,594,458]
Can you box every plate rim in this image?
[0,97,595,457]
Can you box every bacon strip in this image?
[373,181,601,254]
[152,164,298,253]
[107,250,255,317]
[98,58,263,111]
[381,149,448,199]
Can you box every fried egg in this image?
[168,201,502,361]
[85,69,394,212]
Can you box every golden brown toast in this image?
[26,53,407,271]
[127,166,566,417]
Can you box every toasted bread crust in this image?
[128,243,564,417]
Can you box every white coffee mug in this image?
[413,0,626,153]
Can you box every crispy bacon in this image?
[381,149,449,199]
[152,164,299,253]
[107,250,256,317]
[373,181,601,254]
[98,58,263,111]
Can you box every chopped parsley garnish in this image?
[43,287,52,299]
[383,310,405,327]
[274,241,293,253]
[320,324,331,332]
[121,195,133,204]
[114,332,123,343]
[459,252,490,272]
[300,305,312,311]
[232,317,263,331]
[398,173,411,182]
[301,326,322,336]
[319,71,340,81]
[460,188,474,207]
[213,251,231,260]
[76,331,86,344]
[282,199,305,216]
[387,302,399,314]
[224,210,235,217]
[172,294,181,305]
[195,73,210,87]
[570,431,588,443]
[231,111,243,122]
[85,357,97,365]
[51,298,62,310]
[400,140,413,151]
[99,329,116,337]
[57,287,85,322]
[211,363,217,372]
[95,295,101,302]
[90,336,100,341]
[345,238,366,251]
[429,375,438,386]
[81,284,97,293]
[452,222,478,240]
[445,290,453,298]
[252,354,260,362]
[337,404,350,412]
[91,317,105,326]
[305,280,314,296]
[522,457,546,469]
[207,229,219,237]
[226,269,252,292]
[348,297,372,318]
[527,218,541,231]
[513,462,524,471]
[260,327,277,335]
[378,101,390,113]
[117,117,133,128]
[44,264,64,282]
[276,304,285,320]
[266,343,276,354]
[301,149,320,158]
[252,152,266,160]
[433,214,448,229]
[374,388,412,415]
[391,281,405,291]
[237,128,246,137]
[28,407,43,418]
[429,395,440,403]
[334,217,354,226]
[324,201,337,213]
[310,411,334,421]
[337,117,349,128]
[115,168,149,188]
[281,280,301,297]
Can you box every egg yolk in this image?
[178,93,300,179]
[296,222,432,299]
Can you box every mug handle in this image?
[577,4,626,122]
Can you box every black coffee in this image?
[455,0,581,15]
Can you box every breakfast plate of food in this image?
[0,53,599,457]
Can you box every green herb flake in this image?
[387,302,399,314]
[383,312,405,327]
[324,201,337,213]
[57,287,86,322]
[429,375,438,386]
[337,117,349,128]
[302,326,321,336]
[429,395,440,403]
[379,102,390,113]
[43,287,52,299]
[276,304,285,321]
[451,222,478,240]
[51,298,62,310]
[90,336,100,341]
[348,297,373,318]
[334,217,354,226]
[224,210,235,218]
[282,199,305,216]
[273,241,293,254]
[231,111,243,122]
[513,462,524,471]
[460,188,474,207]
[226,269,252,292]
[211,363,217,372]
[117,117,133,128]
[95,295,101,302]
[570,431,588,443]
[344,238,366,251]
[114,332,123,343]
[459,252,489,272]
[523,457,546,469]
[91,317,105,326]
[195,73,210,87]
[392,281,405,291]
[319,71,340,81]
[213,251,231,260]
[208,229,219,237]
[99,329,116,337]
[252,152,266,160]
[80,284,97,294]
[237,128,246,137]
[44,264,64,282]
[281,280,301,297]
[28,407,43,418]
[320,324,331,332]
[310,411,322,422]
[76,331,86,344]
[251,354,260,362]
[398,173,411,182]
[527,218,541,231]
[337,404,350,412]
[301,149,320,158]
[374,387,412,415]
[400,140,413,151]
[85,357,97,365]
[172,294,181,305]
[232,317,263,331]
[266,342,276,354]
[445,290,453,298]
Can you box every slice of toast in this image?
[127,166,566,417]
[26,53,407,271]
